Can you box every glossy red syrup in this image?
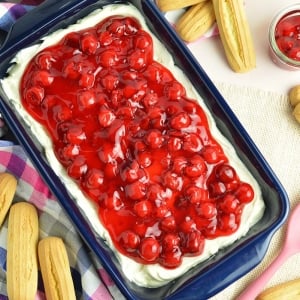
[275,12,300,61]
[20,16,255,268]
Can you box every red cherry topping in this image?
[61,144,80,161]
[119,230,140,252]
[98,107,116,128]
[134,222,147,238]
[25,86,44,106]
[216,164,237,183]
[218,213,238,232]
[134,200,153,218]
[183,133,203,152]
[125,180,147,200]
[145,129,164,149]
[67,155,88,179]
[20,16,256,268]
[99,49,118,67]
[162,233,181,252]
[185,185,208,204]
[79,73,95,88]
[235,182,255,203]
[35,52,55,70]
[160,215,177,232]
[182,231,204,254]
[219,194,240,214]
[180,216,197,233]
[275,13,300,61]
[139,237,161,262]
[103,191,123,210]
[165,81,185,100]
[209,181,226,197]
[164,171,183,191]
[85,168,104,189]
[198,202,217,219]
[33,70,54,86]
[170,112,191,129]
[161,247,182,268]
[201,145,225,164]
[185,155,207,178]
[81,32,99,54]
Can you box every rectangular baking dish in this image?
[0,1,289,299]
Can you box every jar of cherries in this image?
[269,4,300,70]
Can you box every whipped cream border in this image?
[0,3,265,288]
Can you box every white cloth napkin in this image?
[210,82,300,299]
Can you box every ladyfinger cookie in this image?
[176,1,215,42]
[257,278,300,300]
[212,0,256,72]
[0,172,17,228]
[38,237,76,300]
[6,202,39,300]
[156,0,208,12]
[289,85,300,124]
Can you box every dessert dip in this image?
[0,3,265,288]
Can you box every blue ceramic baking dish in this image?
[0,1,289,299]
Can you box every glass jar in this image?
[269,4,300,70]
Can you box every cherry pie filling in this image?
[20,16,255,268]
[275,12,300,61]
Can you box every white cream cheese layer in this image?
[0,3,265,288]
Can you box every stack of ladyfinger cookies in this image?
[0,172,76,300]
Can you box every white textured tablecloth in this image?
[209,83,300,299]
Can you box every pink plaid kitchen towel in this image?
[0,1,42,32]
[0,142,125,300]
